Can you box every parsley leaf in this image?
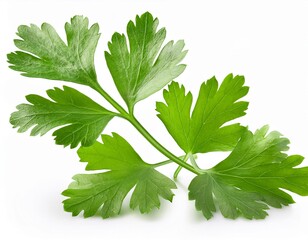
[7,16,100,88]
[105,12,187,110]
[62,133,176,218]
[156,74,248,154]
[189,126,308,219]
[10,86,115,148]
[7,13,308,221]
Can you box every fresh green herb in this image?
[105,13,187,111]
[63,133,176,218]
[8,16,100,87]
[10,86,116,148]
[8,12,308,220]
[189,126,308,219]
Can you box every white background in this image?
[1,0,308,239]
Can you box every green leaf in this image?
[10,86,115,148]
[7,16,100,88]
[156,74,248,154]
[105,12,187,110]
[63,133,176,218]
[8,13,307,222]
[188,126,308,220]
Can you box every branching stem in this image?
[173,153,199,179]
[93,83,200,175]
[151,160,173,168]
[152,155,187,168]
[173,153,190,180]
[189,154,202,170]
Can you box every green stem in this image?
[151,160,173,168]
[129,116,200,174]
[92,84,130,118]
[173,153,198,179]
[151,154,187,168]
[190,154,201,170]
[93,84,200,175]
[173,153,190,180]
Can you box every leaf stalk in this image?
[93,83,200,175]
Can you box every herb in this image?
[63,133,176,218]
[10,86,115,148]
[189,126,308,219]
[8,12,308,220]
